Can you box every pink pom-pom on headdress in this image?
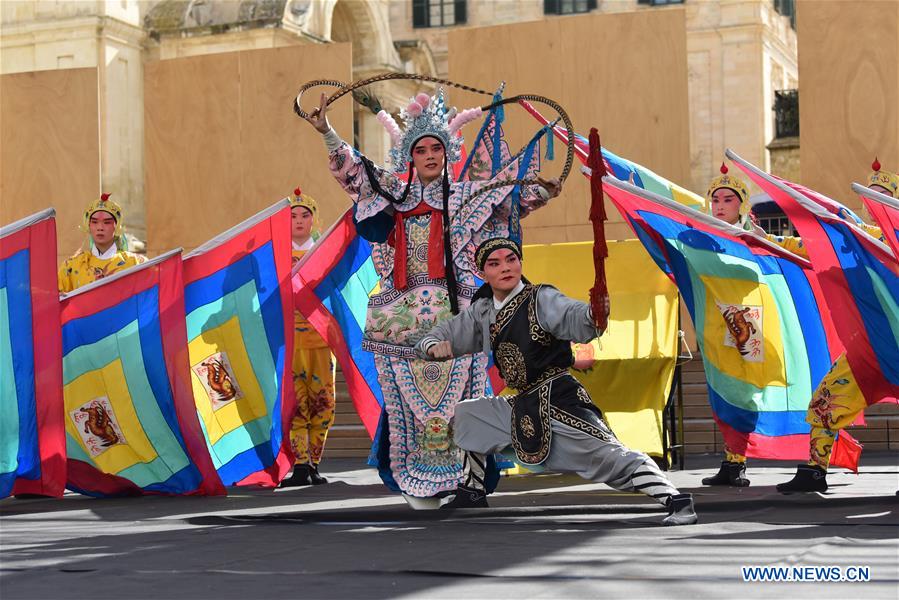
[377,110,402,145]
[448,107,483,134]
[406,102,423,117]
[415,92,430,107]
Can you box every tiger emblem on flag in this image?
[70,397,127,456]
[192,351,243,409]
[716,301,764,362]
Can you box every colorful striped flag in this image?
[61,250,223,496]
[0,209,66,498]
[182,201,295,487]
[731,151,899,407]
[854,182,899,258]
[293,209,382,437]
[599,144,705,210]
[602,176,860,468]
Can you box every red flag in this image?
[1,209,66,498]
[587,128,609,331]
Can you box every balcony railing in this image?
[773,89,799,139]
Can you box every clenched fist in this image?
[427,340,453,360]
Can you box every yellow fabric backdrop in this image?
[519,240,678,457]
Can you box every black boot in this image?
[701,461,750,487]
[309,463,328,485]
[662,493,698,526]
[441,485,489,509]
[280,464,311,488]
[776,464,827,494]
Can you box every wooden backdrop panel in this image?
[1,68,100,261]
[798,0,899,207]
[449,9,691,243]
[145,44,353,254]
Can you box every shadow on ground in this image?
[2,454,897,599]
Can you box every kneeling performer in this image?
[414,237,698,525]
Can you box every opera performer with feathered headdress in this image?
[299,89,560,507]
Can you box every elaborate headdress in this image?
[707,162,754,231]
[377,90,483,173]
[289,186,317,214]
[707,162,749,205]
[289,186,321,234]
[475,237,523,272]
[82,192,125,242]
[471,237,531,303]
[868,157,898,198]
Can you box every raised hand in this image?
[536,176,562,199]
[303,92,331,134]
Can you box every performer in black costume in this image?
[415,237,698,525]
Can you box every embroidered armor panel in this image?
[489,285,573,388]
[489,285,571,464]
[490,285,616,464]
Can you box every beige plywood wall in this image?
[798,0,899,207]
[1,68,101,261]
[448,9,691,243]
[144,43,353,255]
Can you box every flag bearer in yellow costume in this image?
[58,193,146,293]
[704,159,898,492]
[776,159,898,493]
[700,164,754,487]
[866,157,898,199]
[700,158,898,493]
[764,159,894,260]
[281,187,336,487]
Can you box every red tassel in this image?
[294,187,302,196]
[872,157,881,172]
[100,192,110,201]
[720,162,728,175]
[587,128,609,332]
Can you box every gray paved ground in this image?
[1,453,897,599]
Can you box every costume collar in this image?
[390,179,447,213]
[493,280,525,310]
[91,244,118,260]
[293,238,314,251]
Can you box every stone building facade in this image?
[390,0,798,197]
[2,0,798,242]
